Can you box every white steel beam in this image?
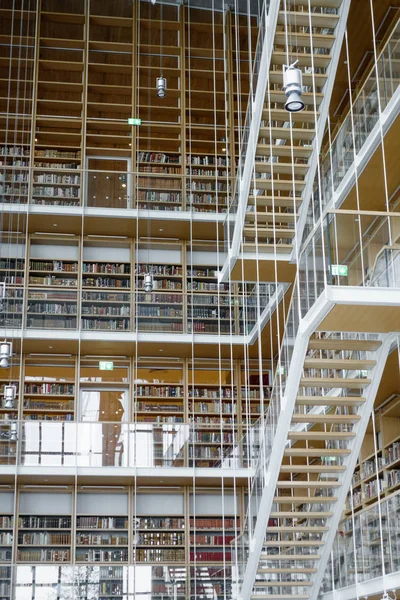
[293,0,352,259]
[219,0,282,283]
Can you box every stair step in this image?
[308,339,381,351]
[263,540,324,547]
[267,526,328,533]
[267,90,323,106]
[248,195,303,207]
[270,512,333,518]
[242,242,293,254]
[251,594,310,600]
[291,413,361,423]
[266,109,317,124]
[259,126,315,141]
[280,465,345,473]
[254,581,313,587]
[261,554,320,561]
[284,448,350,457]
[269,70,327,87]
[256,144,312,159]
[246,212,298,223]
[252,178,306,192]
[296,396,366,406]
[287,431,355,441]
[272,50,331,69]
[258,568,317,574]
[274,495,337,504]
[274,31,336,49]
[244,227,296,239]
[304,358,376,370]
[276,481,341,488]
[300,376,371,388]
[254,161,308,175]
[277,10,340,28]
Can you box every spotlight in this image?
[156,77,167,98]
[283,62,305,113]
[9,422,18,442]
[150,0,156,3]
[144,273,154,293]
[3,385,16,409]
[0,341,12,369]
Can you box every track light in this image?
[9,422,18,442]
[0,341,12,369]
[283,61,305,113]
[144,273,154,292]
[3,385,16,409]
[150,0,156,4]
[156,77,167,98]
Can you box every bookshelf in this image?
[0,515,13,566]
[17,490,73,564]
[135,242,183,333]
[186,254,233,334]
[0,236,25,329]
[81,240,131,331]
[23,359,76,421]
[346,394,400,515]
[134,516,186,564]
[188,363,237,466]
[75,516,129,564]
[0,145,30,204]
[134,361,185,424]
[240,365,272,425]
[27,236,79,329]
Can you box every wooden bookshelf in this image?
[17,515,72,563]
[134,361,184,424]
[23,359,76,421]
[76,515,129,564]
[0,516,13,566]
[133,515,186,564]
[346,394,400,514]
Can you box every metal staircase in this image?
[243,0,349,256]
[250,333,392,600]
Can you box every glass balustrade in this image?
[323,490,400,592]
[0,421,252,469]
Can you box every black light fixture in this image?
[283,61,305,113]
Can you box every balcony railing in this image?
[0,421,254,469]
[322,489,400,592]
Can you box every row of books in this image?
[135,402,184,413]
[190,402,236,414]
[134,548,185,562]
[77,534,128,546]
[76,549,128,562]
[30,260,78,273]
[137,532,184,546]
[24,384,74,395]
[17,549,71,562]
[18,533,71,545]
[18,516,71,529]
[33,174,80,184]
[77,517,128,530]
[136,386,183,398]
[83,263,130,274]
[137,517,185,530]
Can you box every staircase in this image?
[242,0,349,256]
[250,333,392,600]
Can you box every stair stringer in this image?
[238,293,334,600]
[307,332,395,600]
[223,0,282,278]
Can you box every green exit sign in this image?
[128,118,141,125]
[331,264,348,277]
[99,361,114,371]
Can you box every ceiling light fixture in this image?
[0,341,12,369]
[283,61,305,113]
